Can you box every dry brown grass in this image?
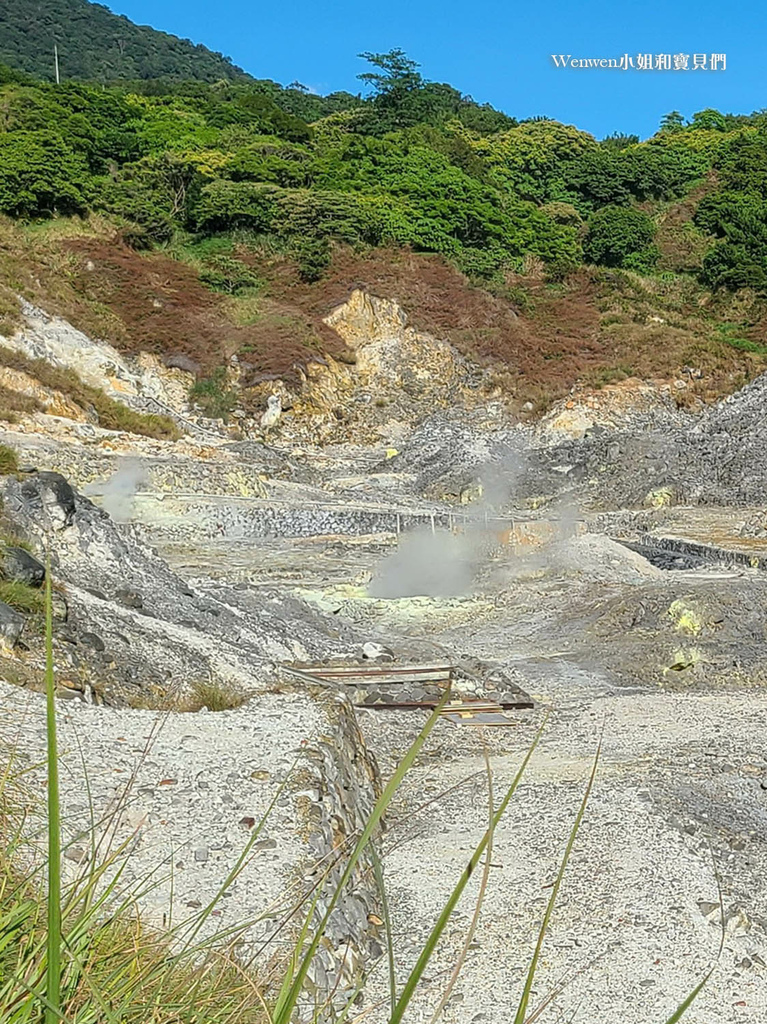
[0,382,42,423]
[649,176,718,274]
[249,244,767,407]
[2,212,765,413]
[131,678,251,712]
[0,443,18,474]
[0,346,179,439]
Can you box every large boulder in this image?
[1,545,45,587]
[19,471,77,531]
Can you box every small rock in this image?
[63,845,89,864]
[52,591,68,623]
[260,395,282,431]
[362,642,395,662]
[697,900,720,919]
[20,471,76,530]
[0,600,24,650]
[55,687,81,701]
[58,678,84,692]
[80,631,105,652]
[115,588,143,610]
[194,847,209,863]
[644,486,676,509]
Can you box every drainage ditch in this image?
[620,536,767,572]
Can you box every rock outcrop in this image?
[0,467,362,704]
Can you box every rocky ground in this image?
[3,295,767,1021]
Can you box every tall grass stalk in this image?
[427,743,495,1024]
[513,739,601,1024]
[0,576,722,1024]
[388,718,546,1024]
[43,555,62,1024]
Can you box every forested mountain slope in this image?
[2,10,767,418]
[0,0,253,82]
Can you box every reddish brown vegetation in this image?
[5,226,765,411]
[255,245,767,406]
[63,240,347,380]
[250,247,604,404]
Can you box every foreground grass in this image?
[0,579,719,1022]
[0,579,44,615]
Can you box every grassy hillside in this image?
[2,43,767,415]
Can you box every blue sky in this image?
[111,0,765,139]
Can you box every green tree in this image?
[690,108,727,132]
[0,130,88,216]
[601,132,640,150]
[659,111,685,133]
[583,206,657,269]
[357,49,424,101]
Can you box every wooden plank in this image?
[325,672,451,686]
[302,663,452,678]
[280,663,534,711]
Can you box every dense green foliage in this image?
[583,207,658,270]
[2,26,767,290]
[0,0,252,82]
[694,135,767,290]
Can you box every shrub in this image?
[292,236,331,282]
[0,444,19,475]
[0,131,89,218]
[190,366,238,420]
[199,254,262,293]
[560,145,706,210]
[0,346,180,440]
[134,678,252,712]
[0,578,44,613]
[701,241,767,291]
[584,206,657,269]
[0,383,43,423]
[194,180,279,232]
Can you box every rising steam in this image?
[83,458,148,522]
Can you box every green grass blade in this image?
[369,840,396,1016]
[389,717,547,1024]
[273,692,452,1024]
[661,970,715,1024]
[660,844,724,1024]
[427,743,495,1024]
[514,739,601,1024]
[273,884,323,1022]
[43,554,62,1024]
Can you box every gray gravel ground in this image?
[357,689,767,1024]
[8,371,767,1022]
